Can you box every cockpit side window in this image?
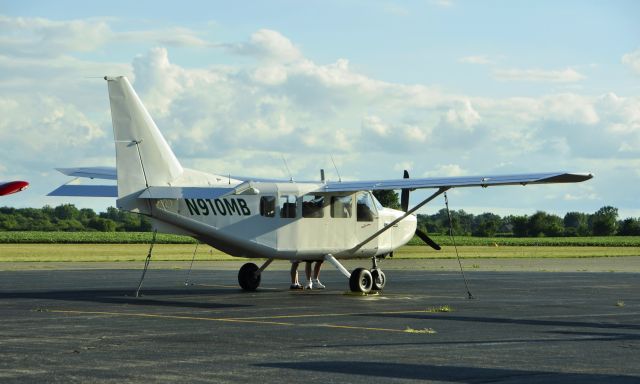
[331,195,352,218]
[279,195,297,218]
[356,191,376,222]
[260,196,276,217]
[302,195,324,218]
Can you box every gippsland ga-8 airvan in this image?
[50,76,592,294]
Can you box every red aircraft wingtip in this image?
[0,181,29,196]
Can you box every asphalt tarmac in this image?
[1,263,639,383]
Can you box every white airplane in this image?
[50,76,593,293]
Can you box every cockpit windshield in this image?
[371,193,384,211]
[356,191,377,222]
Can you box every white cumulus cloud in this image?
[229,29,302,63]
[622,48,640,75]
[493,67,585,82]
[459,55,493,65]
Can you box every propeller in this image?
[401,170,410,212]
[401,170,441,251]
[415,228,442,251]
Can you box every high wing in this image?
[49,168,592,197]
[316,172,593,193]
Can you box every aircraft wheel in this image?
[371,269,386,291]
[349,268,373,293]
[238,263,261,291]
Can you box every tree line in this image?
[0,205,151,232]
[371,190,639,237]
[417,206,640,237]
[1,202,639,236]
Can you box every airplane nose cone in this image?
[384,208,417,246]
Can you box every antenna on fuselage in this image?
[330,155,342,183]
[281,155,294,182]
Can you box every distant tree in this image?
[528,211,549,237]
[78,208,97,223]
[87,217,117,232]
[100,206,123,222]
[56,219,85,231]
[564,212,589,236]
[372,190,400,210]
[617,218,640,236]
[417,213,442,234]
[545,215,565,237]
[590,206,618,236]
[526,211,564,237]
[53,204,80,220]
[472,213,502,237]
[509,215,529,237]
[0,213,19,230]
[455,210,474,236]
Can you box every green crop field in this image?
[0,231,639,263]
[1,231,639,247]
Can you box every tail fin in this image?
[105,76,183,201]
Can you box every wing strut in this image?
[337,187,449,257]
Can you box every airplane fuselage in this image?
[145,181,416,261]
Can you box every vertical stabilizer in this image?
[105,76,183,201]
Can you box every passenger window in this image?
[356,192,376,222]
[331,195,352,218]
[302,195,324,218]
[279,195,297,218]
[260,196,276,217]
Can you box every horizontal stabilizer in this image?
[56,167,117,180]
[48,185,118,197]
[138,187,234,200]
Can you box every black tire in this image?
[349,268,373,293]
[371,269,386,291]
[238,263,261,291]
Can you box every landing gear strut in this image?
[371,269,386,291]
[370,256,386,291]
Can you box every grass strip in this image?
[0,244,638,263]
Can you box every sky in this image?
[1,0,639,218]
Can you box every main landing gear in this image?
[348,256,386,294]
[238,259,273,291]
[238,255,385,294]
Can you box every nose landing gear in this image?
[348,256,386,293]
